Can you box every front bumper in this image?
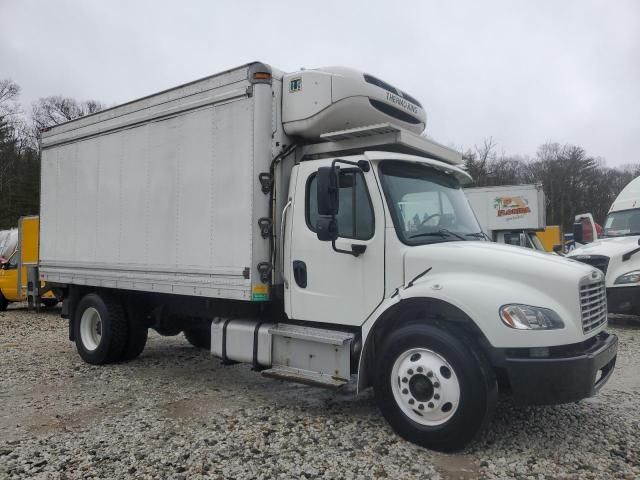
[499,332,618,405]
[607,285,640,315]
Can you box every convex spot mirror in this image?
[316,216,338,242]
[316,166,340,216]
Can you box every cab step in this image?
[261,366,349,389]
[270,324,354,387]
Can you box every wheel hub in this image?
[409,374,434,402]
[80,307,103,351]
[391,348,460,426]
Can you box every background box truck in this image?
[0,216,58,310]
[465,184,547,251]
[39,62,617,451]
[570,176,640,315]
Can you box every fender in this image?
[356,270,584,393]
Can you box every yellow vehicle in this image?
[536,225,562,252]
[0,216,58,311]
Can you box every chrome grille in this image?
[580,280,607,334]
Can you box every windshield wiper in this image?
[409,229,467,241]
[465,232,490,240]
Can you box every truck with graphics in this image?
[570,176,640,315]
[39,62,617,451]
[465,184,548,250]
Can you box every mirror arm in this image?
[331,241,366,257]
[331,158,370,172]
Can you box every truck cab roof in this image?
[610,176,640,213]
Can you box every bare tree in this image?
[31,96,105,131]
[0,79,21,118]
[0,79,22,195]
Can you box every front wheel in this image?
[0,291,7,311]
[373,323,497,452]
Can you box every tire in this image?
[121,309,148,361]
[153,326,182,337]
[373,323,497,452]
[42,298,59,308]
[0,292,7,312]
[183,327,211,350]
[74,293,128,365]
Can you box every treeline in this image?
[0,79,104,229]
[1,77,638,230]
[464,139,639,230]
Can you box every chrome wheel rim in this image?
[80,307,102,351]
[391,348,460,426]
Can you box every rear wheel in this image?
[373,323,497,452]
[184,326,211,350]
[0,292,7,311]
[154,326,182,337]
[42,298,59,308]
[121,306,148,361]
[74,293,128,365]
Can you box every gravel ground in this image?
[1,305,639,480]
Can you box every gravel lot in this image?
[1,306,639,480]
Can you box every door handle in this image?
[292,260,307,288]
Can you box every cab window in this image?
[307,170,374,240]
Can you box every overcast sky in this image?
[1,0,638,167]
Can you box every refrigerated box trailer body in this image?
[40,62,617,452]
[40,64,277,301]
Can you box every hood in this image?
[404,241,597,286]
[569,236,640,259]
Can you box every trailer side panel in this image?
[40,66,271,301]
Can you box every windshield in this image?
[0,230,17,259]
[379,161,483,245]
[603,208,640,237]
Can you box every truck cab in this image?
[570,176,640,314]
[0,217,58,310]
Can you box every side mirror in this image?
[553,244,563,253]
[317,166,339,216]
[572,222,583,244]
[518,232,528,247]
[316,216,338,242]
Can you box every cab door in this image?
[286,159,385,326]
[0,253,20,301]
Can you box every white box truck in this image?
[39,62,617,451]
[570,176,640,315]
[465,184,547,251]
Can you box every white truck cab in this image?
[570,176,640,314]
[39,62,617,452]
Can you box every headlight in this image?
[614,270,640,285]
[499,304,564,330]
